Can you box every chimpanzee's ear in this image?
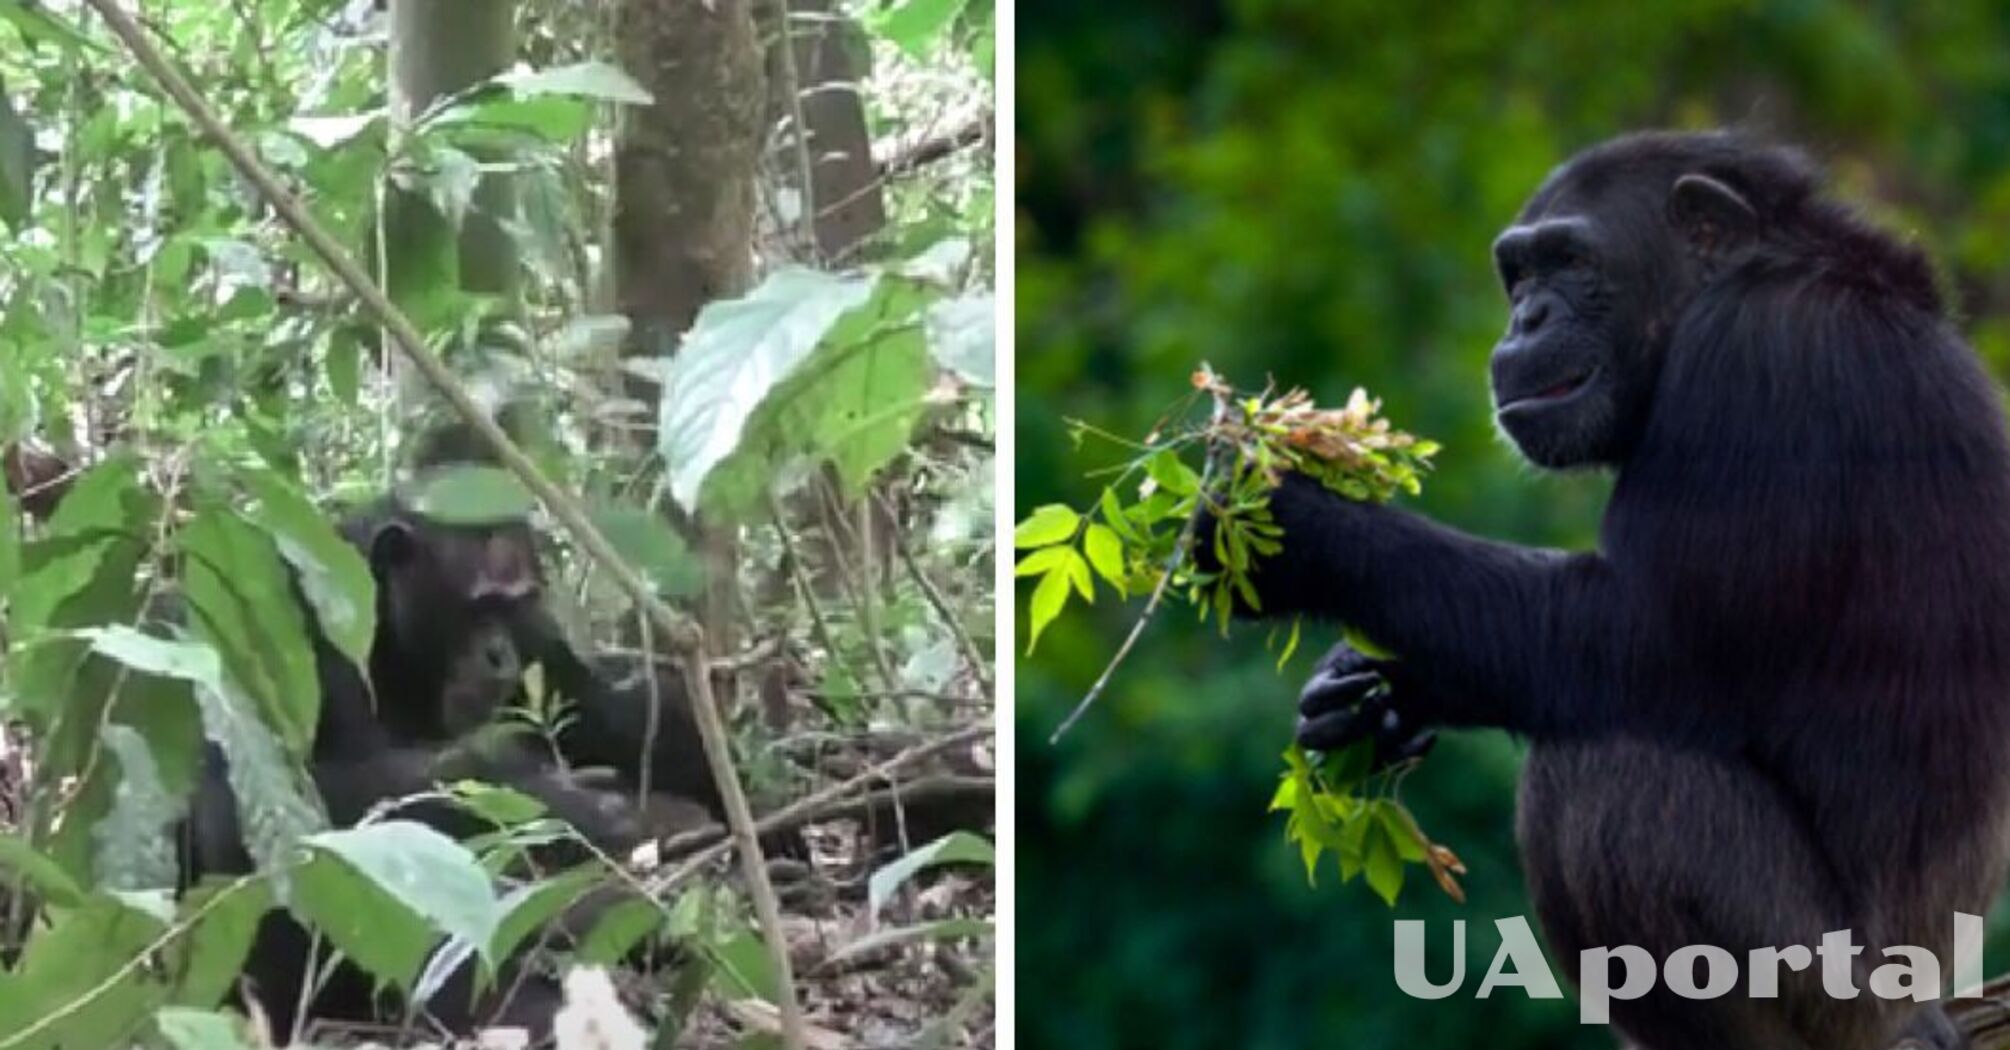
[369,519,417,570]
[1668,173,1757,258]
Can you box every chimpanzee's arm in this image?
[511,609,720,815]
[1234,474,1629,737]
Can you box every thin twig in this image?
[769,494,844,671]
[1049,403,1231,744]
[80,6,808,1045]
[647,723,991,893]
[871,488,992,696]
[772,0,819,259]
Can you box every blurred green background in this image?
[1015,3,2010,1047]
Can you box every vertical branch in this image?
[871,489,992,696]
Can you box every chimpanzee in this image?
[1213,132,2010,1049]
[187,464,721,1035]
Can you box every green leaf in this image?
[180,507,319,755]
[497,61,654,105]
[1145,449,1199,496]
[1013,503,1078,548]
[657,268,879,512]
[868,832,995,918]
[1063,547,1094,602]
[0,893,169,1047]
[408,465,536,525]
[490,867,601,961]
[0,835,86,907]
[870,0,970,57]
[1013,544,1071,577]
[165,878,273,1008]
[1363,819,1405,906]
[1081,523,1127,596]
[298,821,504,986]
[1025,564,1071,655]
[576,896,665,965]
[588,500,705,599]
[244,470,376,673]
[428,95,594,145]
[926,291,994,386]
[92,726,182,891]
[1376,801,1429,862]
[1097,487,1137,542]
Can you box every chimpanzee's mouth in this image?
[1497,367,1598,412]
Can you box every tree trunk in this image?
[760,0,886,263]
[612,0,766,664]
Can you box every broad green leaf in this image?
[180,507,319,755]
[244,469,376,672]
[589,500,704,599]
[92,726,182,891]
[657,268,879,513]
[497,61,654,105]
[709,929,781,1002]
[81,627,225,695]
[576,896,665,965]
[165,878,273,1008]
[1082,523,1126,596]
[409,465,536,525]
[868,832,994,918]
[1012,504,1078,548]
[429,95,593,146]
[304,822,502,953]
[0,835,86,907]
[491,867,602,961]
[926,292,994,386]
[192,674,325,879]
[1024,565,1070,655]
[0,893,170,1048]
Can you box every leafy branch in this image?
[1015,365,1462,904]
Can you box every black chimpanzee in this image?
[188,463,720,1035]
[1215,132,2010,1049]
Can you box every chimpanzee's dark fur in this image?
[1247,132,2010,1049]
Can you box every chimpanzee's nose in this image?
[484,635,519,678]
[1513,296,1551,336]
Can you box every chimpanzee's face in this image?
[368,515,543,737]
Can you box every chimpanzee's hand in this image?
[1193,473,1381,618]
[1297,641,1437,770]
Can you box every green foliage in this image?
[1016,371,1448,903]
[659,251,986,521]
